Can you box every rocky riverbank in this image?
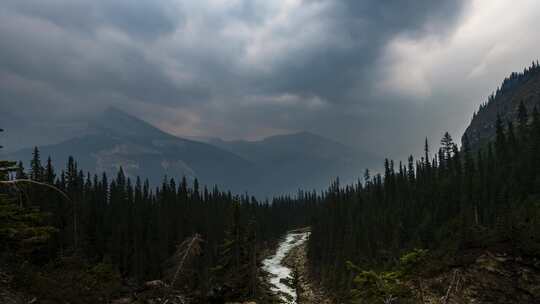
[281,238,332,304]
[414,247,540,303]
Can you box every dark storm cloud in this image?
[0,0,475,158]
[3,0,180,39]
[0,1,207,111]
[255,0,466,102]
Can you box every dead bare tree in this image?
[165,233,205,289]
[0,179,72,203]
[440,269,461,304]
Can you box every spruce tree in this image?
[518,100,528,131]
[44,157,56,184]
[424,138,430,168]
[495,114,507,160]
[440,132,454,167]
[30,146,43,181]
[407,155,415,182]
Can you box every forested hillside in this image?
[307,70,540,302]
[464,61,540,149]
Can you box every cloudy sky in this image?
[1,0,540,160]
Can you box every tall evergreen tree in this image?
[495,114,507,160]
[518,100,528,131]
[44,157,56,184]
[30,146,43,181]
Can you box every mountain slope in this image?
[9,108,374,196]
[210,132,375,196]
[9,108,256,193]
[463,62,540,149]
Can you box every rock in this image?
[415,248,540,304]
[279,277,293,287]
[143,280,167,290]
[282,242,333,303]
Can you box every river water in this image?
[261,231,310,303]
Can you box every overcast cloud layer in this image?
[1,0,540,162]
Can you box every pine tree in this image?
[364,169,371,186]
[424,138,430,168]
[407,155,415,182]
[440,132,454,167]
[507,121,517,153]
[518,100,528,129]
[44,157,56,184]
[30,146,43,181]
[495,114,507,160]
[213,201,260,300]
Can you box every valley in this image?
[2,0,540,301]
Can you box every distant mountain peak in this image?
[92,107,173,140]
[99,107,148,126]
[264,131,319,140]
[102,106,135,119]
[8,109,376,196]
[292,130,317,137]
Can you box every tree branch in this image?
[0,179,72,203]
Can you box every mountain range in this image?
[7,107,374,196]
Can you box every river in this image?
[261,231,310,304]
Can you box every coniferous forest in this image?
[3,65,540,303]
[308,103,540,302]
[1,138,319,302]
[5,1,540,303]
